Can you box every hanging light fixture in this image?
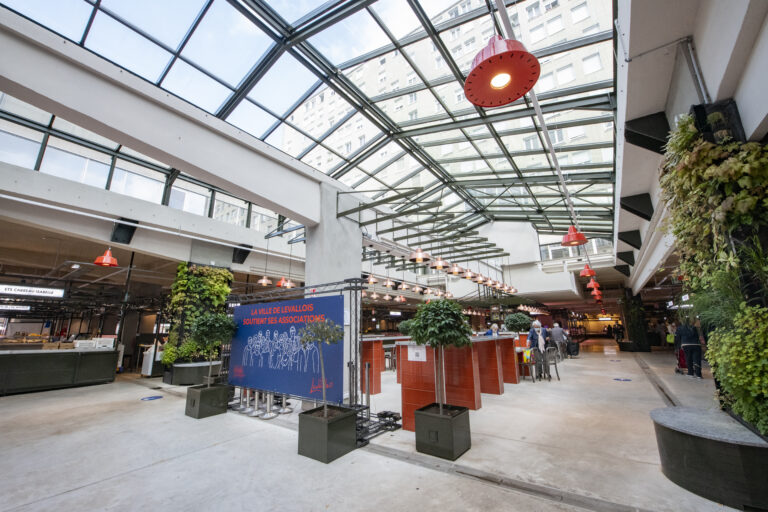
[435,290,444,297]
[258,238,272,286]
[484,276,494,287]
[586,278,600,290]
[590,289,602,297]
[361,289,368,298]
[463,267,475,280]
[370,289,381,300]
[424,287,433,295]
[409,247,431,263]
[276,276,288,288]
[474,273,485,284]
[448,262,463,275]
[94,248,118,267]
[430,255,449,270]
[445,291,454,299]
[367,274,378,285]
[398,281,410,291]
[383,277,395,288]
[561,225,588,247]
[579,264,596,277]
[396,294,406,303]
[411,285,423,293]
[464,35,540,108]
[382,292,392,301]
[509,286,518,294]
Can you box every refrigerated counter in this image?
[0,348,118,396]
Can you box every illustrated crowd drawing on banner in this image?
[241,326,319,373]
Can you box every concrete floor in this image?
[0,339,734,512]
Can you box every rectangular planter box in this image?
[163,361,221,386]
[185,384,230,419]
[298,405,357,464]
[415,403,471,460]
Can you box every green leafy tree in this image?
[398,318,415,335]
[298,319,345,418]
[190,312,237,387]
[409,300,472,414]
[504,312,532,333]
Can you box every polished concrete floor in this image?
[0,339,733,512]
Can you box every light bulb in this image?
[490,72,511,89]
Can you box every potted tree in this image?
[184,312,237,419]
[505,312,532,347]
[410,299,473,460]
[397,318,414,336]
[297,319,357,464]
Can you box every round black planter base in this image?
[651,407,768,511]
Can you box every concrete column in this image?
[305,183,362,403]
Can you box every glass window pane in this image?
[84,11,173,82]
[250,205,278,233]
[268,0,328,24]
[289,90,354,140]
[110,159,164,203]
[344,50,423,99]
[226,100,277,139]
[169,179,209,216]
[323,112,382,159]
[100,0,206,49]
[0,119,43,168]
[308,10,390,66]
[2,0,92,41]
[52,117,119,149]
[265,123,312,157]
[161,60,232,113]
[181,0,271,87]
[213,193,248,226]
[376,89,446,125]
[39,137,111,188]
[248,53,319,117]
[300,144,342,174]
[370,0,423,39]
[403,37,452,83]
[0,93,53,125]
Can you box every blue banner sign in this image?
[228,295,344,403]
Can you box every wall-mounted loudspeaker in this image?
[232,244,252,264]
[110,218,139,244]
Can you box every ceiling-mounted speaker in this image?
[232,244,252,264]
[110,218,139,244]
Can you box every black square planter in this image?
[185,384,230,419]
[298,405,357,464]
[415,403,471,460]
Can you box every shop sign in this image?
[0,284,64,298]
[229,296,344,403]
[0,305,31,311]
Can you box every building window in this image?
[452,45,463,56]
[549,129,564,144]
[571,150,591,164]
[526,2,541,19]
[359,135,366,147]
[450,27,461,41]
[567,126,586,139]
[464,37,476,51]
[582,52,602,74]
[408,110,418,121]
[538,72,554,92]
[448,7,459,18]
[601,147,613,162]
[345,142,352,153]
[379,57,386,65]
[455,90,465,103]
[459,1,471,14]
[408,93,417,104]
[556,64,574,84]
[530,24,546,43]
[523,135,541,151]
[544,0,559,11]
[435,55,443,68]
[571,2,589,22]
[547,15,563,34]
[407,73,417,85]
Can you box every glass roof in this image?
[0,0,616,242]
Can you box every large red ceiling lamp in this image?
[464,35,540,108]
[586,278,600,290]
[94,248,118,267]
[590,289,602,297]
[561,225,588,247]
[579,264,596,278]
[409,247,431,263]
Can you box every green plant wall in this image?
[162,263,233,365]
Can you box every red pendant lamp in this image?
[464,35,540,108]
[94,248,118,267]
[276,276,288,288]
[579,264,596,277]
[590,288,602,297]
[586,278,600,290]
[561,226,588,247]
